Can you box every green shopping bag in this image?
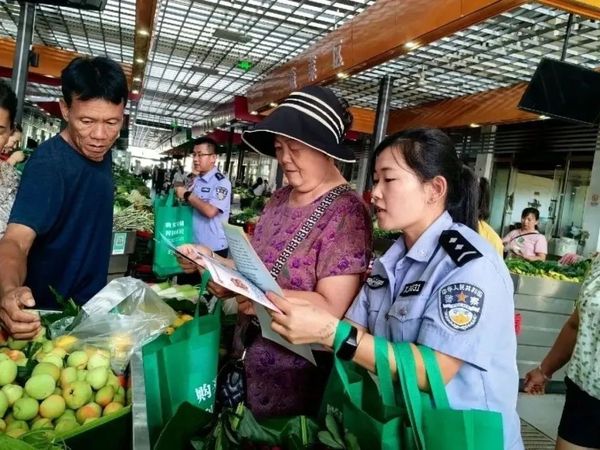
[153,189,193,277]
[143,272,221,445]
[320,322,410,450]
[394,344,504,450]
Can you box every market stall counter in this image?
[513,273,581,391]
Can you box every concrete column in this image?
[11,2,36,125]
[582,130,600,254]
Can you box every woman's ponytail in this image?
[447,165,479,231]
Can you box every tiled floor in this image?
[518,393,565,450]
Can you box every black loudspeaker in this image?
[29,0,108,11]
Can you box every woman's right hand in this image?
[235,294,256,316]
[176,244,210,274]
[523,367,549,395]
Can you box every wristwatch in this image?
[336,325,359,361]
[183,191,192,202]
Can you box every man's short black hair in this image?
[0,80,17,129]
[61,56,129,107]
[193,136,218,153]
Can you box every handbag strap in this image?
[417,345,450,409]
[269,183,352,278]
[394,343,425,449]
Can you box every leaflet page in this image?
[223,223,283,295]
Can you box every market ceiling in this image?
[0,0,598,150]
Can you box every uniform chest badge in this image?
[399,281,425,297]
[215,186,229,200]
[439,283,484,331]
[366,274,388,289]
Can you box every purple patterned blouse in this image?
[243,185,372,418]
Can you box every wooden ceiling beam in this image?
[0,37,133,86]
[245,0,528,112]
[387,82,542,132]
[538,0,600,20]
[132,0,159,101]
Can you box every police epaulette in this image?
[215,172,225,180]
[439,230,483,267]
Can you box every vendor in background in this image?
[266,128,523,450]
[177,86,372,418]
[0,56,128,338]
[502,207,547,261]
[478,177,503,255]
[250,177,265,196]
[524,253,600,450]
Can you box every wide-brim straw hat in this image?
[241,86,355,163]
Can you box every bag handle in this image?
[417,346,450,409]
[269,184,352,278]
[332,322,396,406]
[393,343,425,449]
[195,271,212,318]
[374,337,395,406]
[166,188,176,207]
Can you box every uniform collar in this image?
[199,166,218,181]
[405,211,454,263]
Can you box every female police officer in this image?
[267,128,523,450]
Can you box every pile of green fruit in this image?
[506,259,591,283]
[0,330,130,439]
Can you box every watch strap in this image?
[336,325,358,361]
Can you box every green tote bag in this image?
[321,322,413,450]
[153,188,193,277]
[143,272,221,445]
[394,343,504,450]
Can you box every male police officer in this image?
[175,137,231,259]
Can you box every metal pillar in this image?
[11,2,36,126]
[225,126,234,175]
[356,75,394,194]
[560,13,573,62]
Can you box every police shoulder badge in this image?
[366,274,388,289]
[439,283,484,331]
[215,186,229,200]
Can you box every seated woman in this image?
[502,207,547,261]
[178,86,372,418]
[265,128,524,450]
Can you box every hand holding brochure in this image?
[158,232,280,313]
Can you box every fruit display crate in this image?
[512,273,581,390]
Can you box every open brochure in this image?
[158,231,316,365]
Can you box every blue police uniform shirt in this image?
[9,135,113,309]
[346,212,524,450]
[191,167,231,251]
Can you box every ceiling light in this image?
[137,29,149,37]
[213,28,252,43]
[189,65,220,76]
[404,41,419,50]
[269,102,278,108]
[336,72,349,79]
[133,76,141,82]
[539,115,550,120]
[250,110,258,115]
[135,57,145,64]
[469,123,480,128]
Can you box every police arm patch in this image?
[439,283,484,331]
[215,186,229,200]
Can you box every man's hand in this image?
[175,186,187,200]
[0,287,41,339]
[235,295,256,316]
